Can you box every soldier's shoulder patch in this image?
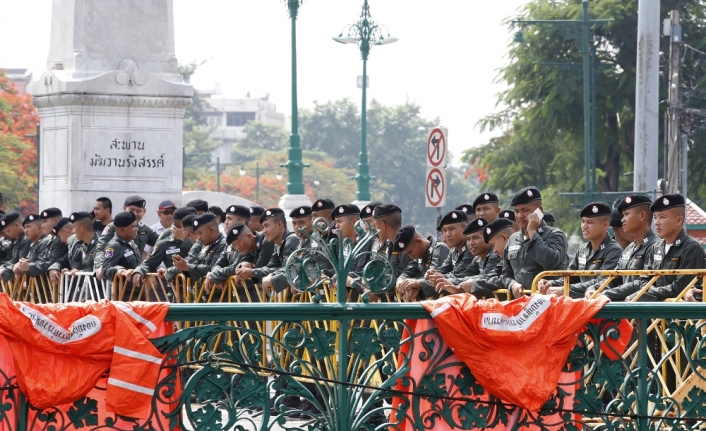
[105,248,114,259]
[101,226,111,236]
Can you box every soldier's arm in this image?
[145,226,160,247]
[435,250,456,275]
[644,243,706,300]
[472,261,505,293]
[451,250,503,285]
[253,246,284,279]
[420,244,450,296]
[500,243,521,289]
[550,249,580,287]
[527,230,569,271]
[101,246,125,281]
[49,238,73,271]
[27,240,53,276]
[208,248,236,283]
[93,224,116,271]
[135,242,167,277]
[602,251,655,301]
[569,245,622,295]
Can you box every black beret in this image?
[114,211,137,228]
[192,213,217,230]
[52,217,71,235]
[312,198,335,211]
[124,195,146,208]
[650,194,685,212]
[393,225,416,252]
[226,205,251,219]
[174,207,197,220]
[617,194,652,214]
[455,204,474,214]
[610,209,623,228]
[249,206,265,217]
[333,204,360,218]
[510,186,541,206]
[182,214,197,229]
[483,218,514,243]
[360,202,382,218]
[23,214,41,226]
[40,207,62,219]
[499,209,516,222]
[0,211,20,230]
[373,203,402,219]
[186,199,208,212]
[260,207,285,224]
[290,206,312,219]
[543,212,556,223]
[70,211,92,223]
[436,210,466,231]
[226,223,247,243]
[472,193,499,209]
[0,210,5,216]
[463,218,489,235]
[579,201,612,218]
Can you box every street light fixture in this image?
[333,0,398,203]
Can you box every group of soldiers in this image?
[0,185,703,303]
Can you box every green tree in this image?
[462,0,706,233]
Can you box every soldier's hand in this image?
[69,268,79,276]
[157,268,167,277]
[261,276,273,292]
[172,255,189,271]
[19,260,29,273]
[436,280,463,295]
[95,269,104,280]
[537,279,551,294]
[49,269,61,286]
[684,288,701,302]
[424,269,436,281]
[585,288,596,299]
[459,279,473,293]
[235,267,254,280]
[511,282,524,298]
[202,276,214,293]
[527,213,541,237]
[124,269,135,279]
[396,279,409,294]
[365,290,380,301]
[12,263,22,275]
[173,226,185,242]
[132,273,143,287]
[403,287,420,302]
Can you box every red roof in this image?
[686,199,706,245]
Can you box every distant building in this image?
[686,199,706,249]
[1,69,32,96]
[202,92,285,164]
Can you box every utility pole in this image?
[666,10,683,195]
[633,0,661,194]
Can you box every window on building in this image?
[226,112,256,127]
[207,115,222,127]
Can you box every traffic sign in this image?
[426,127,448,168]
[425,167,446,207]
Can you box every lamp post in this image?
[279,0,310,212]
[513,0,611,205]
[240,162,283,204]
[333,0,397,203]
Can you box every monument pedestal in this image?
[30,0,192,226]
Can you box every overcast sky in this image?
[2,0,526,163]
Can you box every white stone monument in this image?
[30,0,192,226]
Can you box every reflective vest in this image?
[0,294,168,418]
[422,294,609,411]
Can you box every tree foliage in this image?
[462,0,706,233]
[0,69,39,213]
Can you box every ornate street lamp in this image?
[333,0,398,202]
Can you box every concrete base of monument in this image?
[278,194,313,230]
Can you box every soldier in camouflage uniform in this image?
[46,217,75,284]
[469,218,516,299]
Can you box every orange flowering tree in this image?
[0,70,39,213]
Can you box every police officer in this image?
[248,206,265,233]
[312,198,337,242]
[40,207,68,274]
[610,208,632,249]
[66,212,100,273]
[164,213,202,282]
[543,212,556,227]
[469,218,515,299]
[171,213,226,283]
[0,212,30,282]
[436,218,501,295]
[0,215,13,265]
[610,194,705,302]
[94,196,159,276]
[425,210,476,289]
[132,207,196,287]
[455,204,476,221]
[101,211,141,286]
[589,195,656,300]
[393,224,449,301]
[501,186,569,298]
[538,202,622,298]
[472,193,500,222]
[186,199,209,215]
[499,209,519,232]
[46,217,74,284]
[17,214,52,279]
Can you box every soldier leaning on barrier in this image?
[170,213,226,284]
[94,196,159,279]
[326,204,361,278]
[101,211,142,284]
[312,198,337,243]
[586,195,657,300]
[393,224,449,301]
[424,210,475,288]
[236,208,298,289]
[538,202,622,299]
[435,218,501,296]
[63,212,99,273]
[468,218,516,299]
[0,212,30,282]
[46,217,74,284]
[40,208,68,275]
[16,214,52,279]
[132,207,197,287]
[501,186,569,298]
[604,194,705,302]
[164,213,201,282]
